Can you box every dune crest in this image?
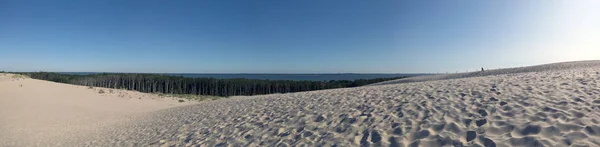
[371,60,600,86]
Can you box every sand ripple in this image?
[79,62,600,146]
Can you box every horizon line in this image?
[4,71,434,75]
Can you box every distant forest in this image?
[17,72,406,97]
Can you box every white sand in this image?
[0,74,195,146]
[2,60,600,146]
[371,60,600,86]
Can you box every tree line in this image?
[17,72,406,97]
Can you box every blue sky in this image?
[1,0,599,73]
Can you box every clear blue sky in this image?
[1,0,599,73]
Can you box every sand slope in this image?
[371,60,600,86]
[73,61,600,147]
[0,74,195,146]
[2,60,600,147]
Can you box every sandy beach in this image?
[2,60,600,146]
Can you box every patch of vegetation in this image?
[156,93,224,101]
[178,100,185,103]
[11,74,30,79]
[98,89,105,94]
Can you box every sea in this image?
[58,72,426,81]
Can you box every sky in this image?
[1,0,599,73]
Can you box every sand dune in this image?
[371,60,600,86]
[2,60,600,146]
[0,74,195,146]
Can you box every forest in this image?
[16,72,406,97]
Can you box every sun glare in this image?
[544,0,600,61]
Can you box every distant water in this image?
[58,72,426,81]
